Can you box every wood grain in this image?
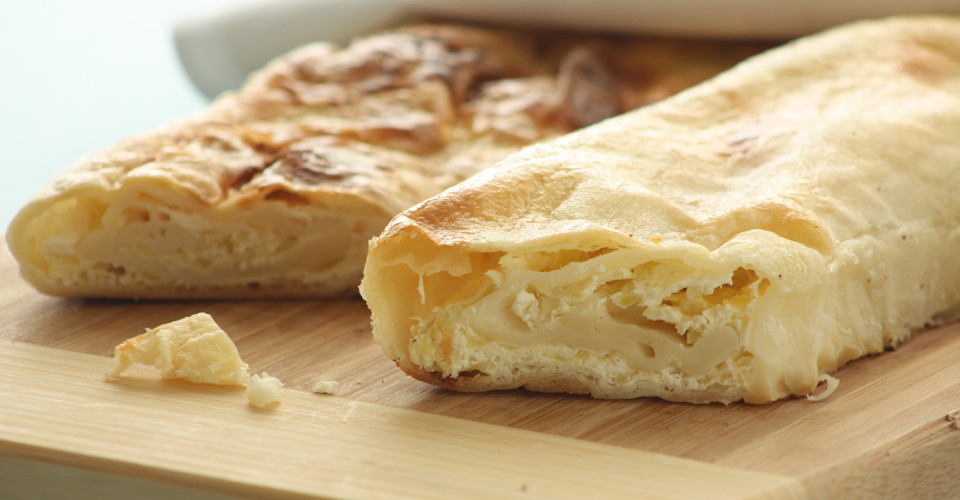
[1,240,959,498]
[0,342,805,500]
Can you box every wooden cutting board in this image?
[1,240,958,499]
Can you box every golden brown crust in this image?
[7,23,769,299]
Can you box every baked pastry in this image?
[110,312,249,385]
[359,16,960,404]
[5,24,765,299]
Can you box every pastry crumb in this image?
[248,372,283,408]
[110,312,249,385]
[312,380,339,395]
[806,374,840,402]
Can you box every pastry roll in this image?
[360,17,960,403]
[5,24,763,299]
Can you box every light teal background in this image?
[0,0,236,233]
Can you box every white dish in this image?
[175,0,960,98]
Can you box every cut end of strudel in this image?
[360,16,960,404]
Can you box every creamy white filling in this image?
[408,247,766,379]
[32,192,383,291]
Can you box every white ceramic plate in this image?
[175,0,960,98]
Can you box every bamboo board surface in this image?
[1,240,959,499]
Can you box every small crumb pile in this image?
[110,313,347,408]
[109,312,286,408]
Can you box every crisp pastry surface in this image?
[5,23,765,299]
[110,312,249,385]
[360,16,960,404]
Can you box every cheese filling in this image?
[25,190,383,294]
[407,247,768,380]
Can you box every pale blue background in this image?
[0,0,237,234]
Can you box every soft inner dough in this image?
[25,178,391,297]
[411,249,759,379]
[360,16,960,404]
